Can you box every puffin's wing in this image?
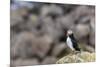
[71,39,80,51]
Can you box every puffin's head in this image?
[67,30,73,36]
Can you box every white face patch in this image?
[67,30,73,35]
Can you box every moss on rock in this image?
[56,52,95,64]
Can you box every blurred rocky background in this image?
[10,0,95,67]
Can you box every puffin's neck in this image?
[68,34,75,40]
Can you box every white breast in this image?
[66,36,75,51]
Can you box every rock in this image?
[89,31,95,46]
[60,6,95,29]
[51,43,66,57]
[10,32,36,59]
[11,6,32,34]
[40,16,64,41]
[60,15,74,29]
[11,32,53,59]
[79,43,95,52]
[89,17,95,46]
[40,4,63,18]
[39,4,64,41]
[84,45,95,52]
[41,56,57,64]
[56,52,95,64]
[74,24,90,39]
[10,3,31,26]
[10,9,24,27]
[90,17,95,33]
[11,58,39,67]
[71,6,94,19]
[35,35,53,58]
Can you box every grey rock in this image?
[51,43,66,57]
[11,32,53,59]
[74,24,90,39]
[40,4,63,17]
[11,58,39,66]
[41,56,57,64]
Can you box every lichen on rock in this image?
[56,52,95,64]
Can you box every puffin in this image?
[66,30,80,52]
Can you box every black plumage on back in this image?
[69,34,80,51]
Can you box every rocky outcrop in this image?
[56,52,95,64]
